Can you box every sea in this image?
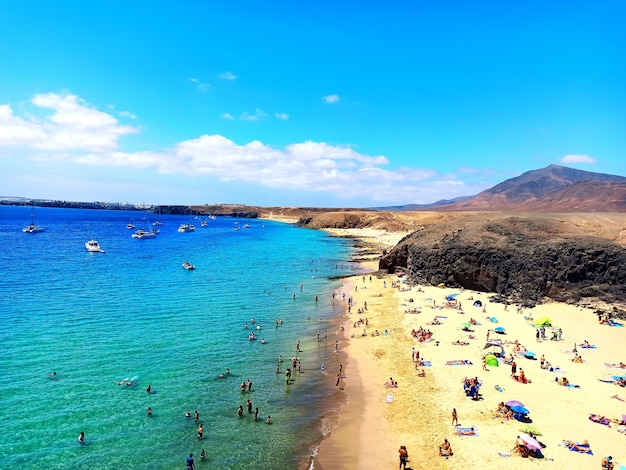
[0,205,363,469]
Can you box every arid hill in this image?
[439,165,626,212]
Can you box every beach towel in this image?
[588,414,611,426]
[562,441,593,455]
[566,384,581,389]
[455,426,479,436]
[419,361,432,367]
[446,360,473,366]
[579,344,596,349]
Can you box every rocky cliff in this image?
[379,215,626,315]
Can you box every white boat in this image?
[23,207,44,233]
[243,223,251,229]
[152,220,163,226]
[200,219,208,227]
[85,240,105,252]
[132,228,157,239]
[182,261,195,270]
[23,223,44,233]
[178,224,196,233]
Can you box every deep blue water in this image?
[0,206,359,469]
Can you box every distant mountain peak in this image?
[437,165,626,212]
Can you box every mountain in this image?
[438,165,626,212]
[373,195,474,211]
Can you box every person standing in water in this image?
[78,432,85,444]
[186,453,195,470]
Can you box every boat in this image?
[182,261,195,270]
[22,223,44,233]
[243,223,251,229]
[131,228,157,239]
[85,240,105,253]
[178,224,196,233]
[201,219,208,227]
[23,207,44,233]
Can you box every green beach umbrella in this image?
[462,322,472,328]
[485,354,499,367]
[519,426,542,436]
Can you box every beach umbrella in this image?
[519,433,542,451]
[519,426,542,436]
[490,316,498,323]
[462,322,472,328]
[511,405,530,415]
[494,327,506,334]
[485,354,499,367]
[506,400,525,408]
[524,351,536,358]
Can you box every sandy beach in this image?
[314,228,626,470]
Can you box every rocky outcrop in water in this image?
[379,216,626,312]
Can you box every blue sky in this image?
[0,1,624,207]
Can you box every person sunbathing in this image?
[564,439,589,451]
[590,414,607,423]
[560,377,570,386]
[457,427,476,435]
[417,369,426,377]
[572,354,583,363]
[439,439,453,456]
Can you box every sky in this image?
[0,1,624,207]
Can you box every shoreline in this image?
[312,228,626,469]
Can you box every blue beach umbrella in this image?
[524,351,536,358]
[494,327,506,334]
[511,405,529,415]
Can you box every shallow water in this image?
[0,206,360,469]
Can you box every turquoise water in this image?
[0,206,359,469]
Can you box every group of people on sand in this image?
[463,377,482,400]
[411,326,433,342]
[495,402,514,420]
[512,435,544,459]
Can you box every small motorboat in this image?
[85,240,105,253]
[182,261,195,270]
[132,228,157,239]
[178,224,196,233]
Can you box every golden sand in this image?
[314,229,626,470]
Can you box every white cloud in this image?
[220,112,235,120]
[189,77,211,92]
[0,91,493,205]
[275,113,289,120]
[322,94,340,104]
[217,71,237,80]
[560,154,595,164]
[0,93,137,152]
[119,110,137,119]
[240,109,267,121]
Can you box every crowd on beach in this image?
[325,268,626,470]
